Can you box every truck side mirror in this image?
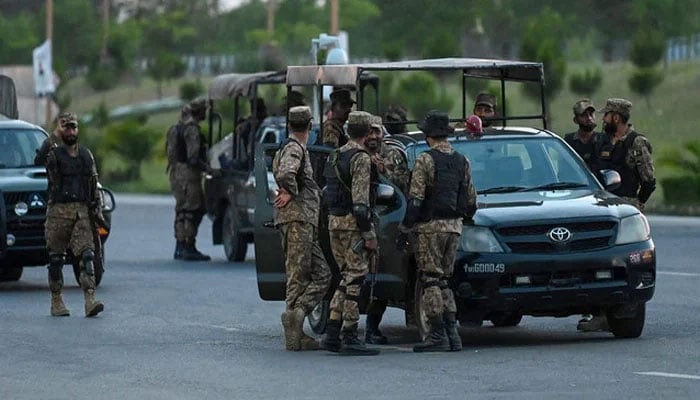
[599,169,621,192]
[376,183,396,206]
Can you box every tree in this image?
[395,72,454,121]
[628,28,666,108]
[0,13,39,65]
[569,68,603,98]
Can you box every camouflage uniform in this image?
[44,112,104,317]
[321,118,346,148]
[273,106,331,350]
[34,131,64,167]
[166,99,210,261]
[410,141,475,319]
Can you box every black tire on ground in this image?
[490,312,523,327]
[0,266,23,282]
[72,250,104,287]
[223,205,247,262]
[607,303,646,338]
[308,300,330,334]
[414,278,430,341]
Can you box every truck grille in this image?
[496,220,616,254]
[4,191,48,248]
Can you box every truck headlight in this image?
[460,226,504,253]
[615,214,650,245]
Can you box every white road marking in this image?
[658,271,700,277]
[634,372,700,380]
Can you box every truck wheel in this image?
[308,300,330,334]
[607,303,646,338]
[490,312,523,327]
[414,278,430,341]
[223,205,247,262]
[0,266,23,282]
[72,251,104,287]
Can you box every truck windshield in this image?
[0,128,47,168]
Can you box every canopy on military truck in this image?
[207,71,286,101]
[0,75,19,120]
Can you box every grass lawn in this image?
[68,61,700,210]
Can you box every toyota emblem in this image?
[548,227,572,242]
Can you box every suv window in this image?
[0,128,46,168]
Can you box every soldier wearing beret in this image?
[273,106,331,351]
[579,98,656,333]
[564,99,603,172]
[322,111,380,355]
[319,88,355,148]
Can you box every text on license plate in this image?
[465,263,505,273]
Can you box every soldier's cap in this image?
[419,110,454,138]
[599,98,632,117]
[384,105,408,123]
[573,99,596,115]
[347,111,372,127]
[189,97,208,113]
[474,92,497,108]
[370,115,383,130]
[329,88,356,106]
[58,112,78,128]
[288,106,312,123]
[284,90,306,107]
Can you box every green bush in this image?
[179,79,205,102]
[628,67,664,106]
[395,72,454,120]
[661,176,700,205]
[569,67,602,97]
[100,118,160,182]
[629,29,666,68]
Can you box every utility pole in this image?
[330,0,339,35]
[266,0,276,36]
[101,0,110,63]
[45,0,53,129]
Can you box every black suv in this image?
[252,59,655,339]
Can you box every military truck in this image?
[253,59,656,339]
[0,74,115,285]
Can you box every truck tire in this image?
[223,205,247,262]
[414,278,430,341]
[0,266,23,281]
[490,312,523,327]
[607,303,646,338]
[308,300,330,334]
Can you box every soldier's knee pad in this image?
[81,249,96,276]
[48,253,65,281]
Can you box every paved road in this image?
[1,195,699,400]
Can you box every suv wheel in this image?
[223,205,247,262]
[414,278,430,341]
[308,300,330,334]
[0,266,23,282]
[72,250,104,287]
[490,312,523,327]
[607,303,646,338]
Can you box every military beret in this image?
[599,98,632,116]
[288,106,312,123]
[573,99,596,115]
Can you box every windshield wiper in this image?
[524,182,588,191]
[478,186,527,194]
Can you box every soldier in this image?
[401,110,477,352]
[318,88,355,148]
[236,98,268,162]
[473,92,498,128]
[44,112,105,317]
[383,105,408,136]
[579,98,656,333]
[360,115,410,345]
[273,106,331,351]
[166,98,211,261]
[564,99,602,172]
[321,111,380,356]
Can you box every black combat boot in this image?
[443,313,462,352]
[181,240,211,261]
[322,319,342,352]
[340,325,380,356]
[413,317,450,353]
[173,241,185,260]
[365,312,388,345]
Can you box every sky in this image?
[220,0,246,11]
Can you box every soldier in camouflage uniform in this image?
[273,106,331,351]
[578,98,656,333]
[322,111,380,356]
[473,93,498,128]
[319,88,354,148]
[564,99,603,172]
[166,98,211,261]
[361,115,410,344]
[44,113,105,317]
[401,111,477,352]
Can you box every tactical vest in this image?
[565,132,599,171]
[422,149,469,220]
[610,131,642,198]
[279,138,307,192]
[167,123,205,165]
[50,146,94,203]
[323,148,377,216]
